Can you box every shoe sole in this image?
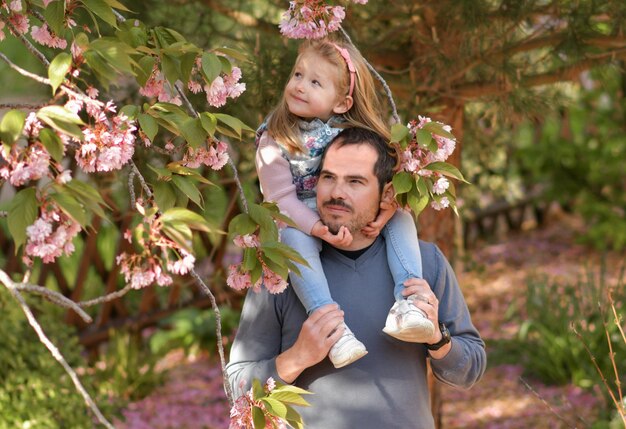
[331,349,368,369]
[382,323,435,343]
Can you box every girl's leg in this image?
[280,227,333,315]
[281,227,367,367]
[381,210,434,343]
[381,209,423,301]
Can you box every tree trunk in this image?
[418,100,465,429]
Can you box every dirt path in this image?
[440,207,623,428]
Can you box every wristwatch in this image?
[426,322,451,351]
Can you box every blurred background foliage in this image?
[1,0,625,426]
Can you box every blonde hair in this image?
[266,37,390,154]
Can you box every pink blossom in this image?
[0,21,5,41]
[233,234,260,248]
[31,24,67,49]
[205,67,246,108]
[229,379,287,429]
[166,249,195,275]
[25,204,81,263]
[71,40,85,59]
[182,141,229,171]
[8,13,28,35]
[262,267,289,294]
[76,106,136,173]
[431,196,450,211]
[0,142,51,186]
[42,0,54,6]
[9,0,21,12]
[226,264,252,291]
[279,1,345,39]
[23,112,43,137]
[432,177,450,195]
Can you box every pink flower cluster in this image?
[279,0,345,39]
[399,116,457,211]
[0,0,28,40]
[204,67,246,108]
[226,234,289,294]
[0,142,51,186]
[31,23,67,49]
[230,378,286,429]
[68,95,137,173]
[24,202,81,264]
[115,205,196,289]
[182,140,229,170]
[139,65,182,105]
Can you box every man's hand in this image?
[311,221,353,247]
[361,201,396,238]
[276,304,345,383]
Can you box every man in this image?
[227,128,486,428]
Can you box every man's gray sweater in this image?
[227,238,486,429]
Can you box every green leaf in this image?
[416,176,429,196]
[252,379,264,400]
[50,192,88,226]
[82,0,118,28]
[160,208,212,232]
[214,113,253,139]
[391,123,409,143]
[120,104,139,119]
[103,0,131,11]
[201,52,222,84]
[0,109,26,144]
[392,171,413,194]
[415,129,432,148]
[199,112,217,136]
[261,397,288,419]
[138,113,158,141]
[218,56,232,75]
[269,391,311,407]
[39,128,65,163]
[171,175,203,208]
[249,204,278,242]
[422,121,456,140]
[242,247,258,272]
[214,46,248,62]
[89,38,135,75]
[262,241,308,267]
[136,55,156,87]
[43,0,66,36]
[180,52,198,84]
[148,163,172,179]
[162,224,192,252]
[179,117,207,149]
[252,406,265,429]
[161,53,181,85]
[407,190,429,216]
[37,106,84,139]
[153,180,176,211]
[424,162,469,183]
[7,188,38,252]
[250,262,263,285]
[228,213,257,236]
[48,53,72,94]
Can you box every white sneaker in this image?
[328,323,367,368]
[382,296,435,343]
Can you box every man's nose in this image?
[330,182,347,199]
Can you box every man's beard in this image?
[320,198,379,235]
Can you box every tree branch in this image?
[0,270,115,429]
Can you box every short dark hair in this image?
[322,127,396,191]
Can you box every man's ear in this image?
[381,182,395,204]
[333,95,354,115]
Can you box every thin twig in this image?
[78,284,133,307]
[0,273,115,428]
[0,102,47,110]
[0,15,49,66]
[130,161,153,199]
[13,283,93,323]
[519,376,578,428]
[190,270,234,404]
[339,26,401,125]
[572,324,625,422]
[128,167,137,207]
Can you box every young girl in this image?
[255,38,434,369]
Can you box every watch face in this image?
[427,323,451,351]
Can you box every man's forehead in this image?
[322,143,377,175]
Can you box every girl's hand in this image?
[361,201,396,238]
[312,221,353,247]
